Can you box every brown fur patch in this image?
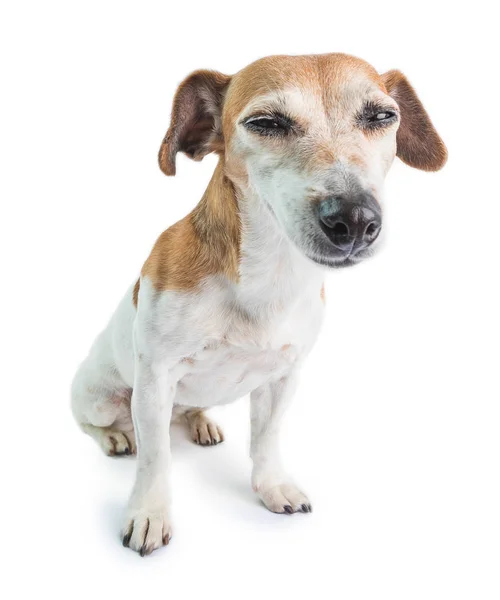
[223,53,383,136]
[141,161,240,292]
[132,278,140,307]
[348,153,368,170]
[320,284,325,303]
[222,53,390,177]
[158,70,231,176]
[382,70,447,171]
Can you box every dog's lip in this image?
[305,249,357,268]
[305,238,375,268]
[307,231,355,265]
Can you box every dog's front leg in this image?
[250,372,312,514]
[121,355,173,555]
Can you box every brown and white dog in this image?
[71,53,447,555]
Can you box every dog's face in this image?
[159,54,447,268]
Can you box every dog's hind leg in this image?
[174,407,224,446]
[81,422,136,456]
[72,363,136,456]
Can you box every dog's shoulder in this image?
[134,167,240,307]
[140,214,207,295]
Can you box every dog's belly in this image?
[171,343,300,408]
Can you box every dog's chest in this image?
[170,307,321,408]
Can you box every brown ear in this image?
[382,70,447,171]
[158,70,231,176]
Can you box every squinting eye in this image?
[249,118,281,129]
[369,111,396,123]
[243,114,294,136]
[359,106,398,130]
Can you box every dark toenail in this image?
[124,447,130,455]
[301,504,309,512]
[122,530,132,547]
[284,505,293,514]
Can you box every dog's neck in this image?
[194,159,324,316]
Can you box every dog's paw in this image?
[187,411,224,446]
[121,507,172,556]
[98,428,136,456]
[255,482,312,514]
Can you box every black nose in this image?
[318,194,382,253]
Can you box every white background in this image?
[1,1,499,598]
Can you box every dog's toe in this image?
[258,483,312,515]
[187,412,224,446]
[100,429,136,457]
[121,509,172,556]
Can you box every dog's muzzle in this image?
[318,193,382,256]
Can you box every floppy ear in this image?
[382,70,447,171]
[158,70,232,176]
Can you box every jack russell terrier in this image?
[72,53,447,555]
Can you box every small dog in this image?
[72,53,447,555]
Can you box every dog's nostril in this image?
[365,223,377,237]
[364,222,380,241]
[319,214,352,250]
[327,221,351,251]
[332,222,349,238]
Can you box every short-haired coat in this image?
[72,53,447,555]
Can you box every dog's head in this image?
[159,54,447,268]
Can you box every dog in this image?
[71,53,447,555]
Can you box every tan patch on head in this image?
[141,161,240,292]
[223,53,384,137]
[222,53,391,179]
[347,153,368,170]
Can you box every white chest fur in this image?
[172,340,297,407]
[169,295,322,407]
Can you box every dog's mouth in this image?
[303,227,379,269]
[306,249,370,269]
